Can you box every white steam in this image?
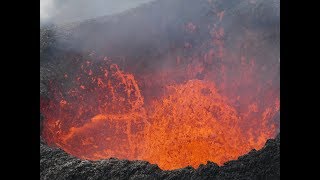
[40,0,155,25]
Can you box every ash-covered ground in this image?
[40,0,280,179]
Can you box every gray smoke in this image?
[40,0,155,25]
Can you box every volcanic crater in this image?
[40,0,280,179]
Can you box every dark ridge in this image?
[40,134,279,180]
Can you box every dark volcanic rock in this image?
[40,134,280,180]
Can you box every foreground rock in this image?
[40,134,279,180]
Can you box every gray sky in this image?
[40,0,154,25]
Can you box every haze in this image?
[40,0,155,25]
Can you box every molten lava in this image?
[41,58,279,170]
[41,60,148,160]
[142,80,277,170]
[41,1,279,169]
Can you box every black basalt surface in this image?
[40,134,279,180]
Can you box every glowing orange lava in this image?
[142,80,277,169]
[41,60,148,160]
[41,58,279,170]
[40,0,280,170]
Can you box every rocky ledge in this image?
[40,133,279,180]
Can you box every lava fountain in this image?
[41,55,279,170]
[142,79,277,170]
[40,0,279,170]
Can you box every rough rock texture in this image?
[40,134,279,180]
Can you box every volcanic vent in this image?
[40,0,279,174]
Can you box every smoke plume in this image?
[40,0,155,25]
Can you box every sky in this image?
[40,0,154,25]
